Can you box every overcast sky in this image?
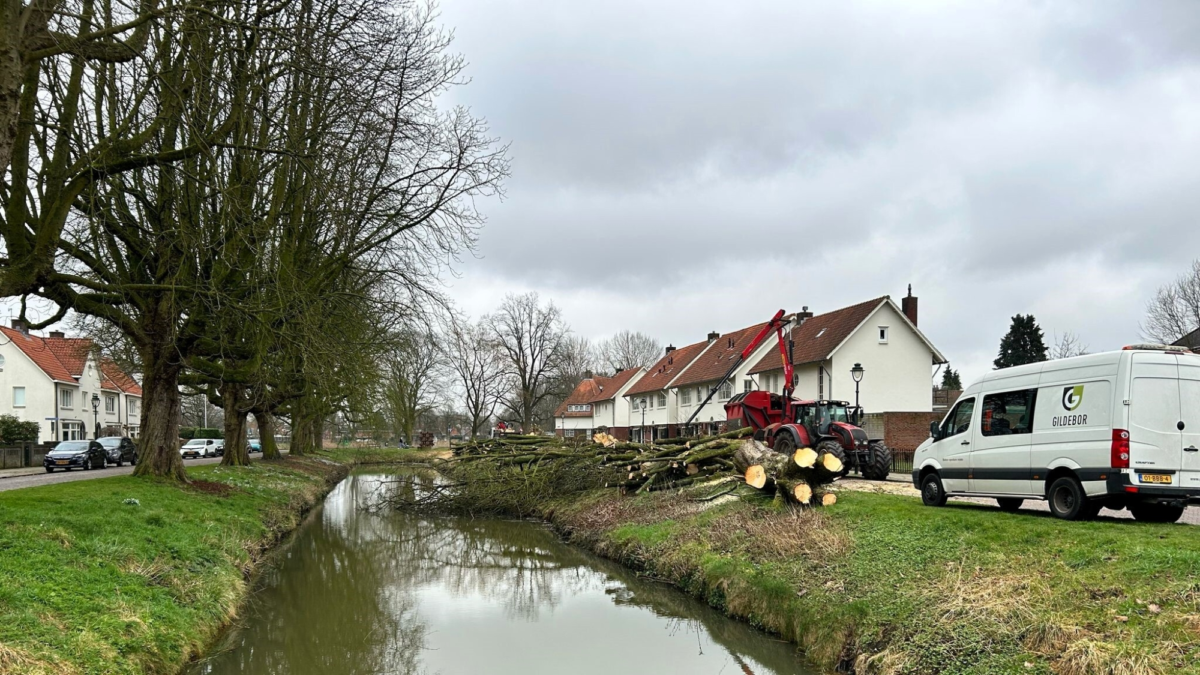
[434,0,1200,385]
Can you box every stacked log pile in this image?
[446,428,840,507]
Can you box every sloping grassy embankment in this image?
[522,484,1200,675]
[0,447,425,675]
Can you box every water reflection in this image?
[191,471,812,675]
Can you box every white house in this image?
[622,341,711,442]
[553,367,645,440]
[0,322,143,442]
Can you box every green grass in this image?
[542,488,1200,675]
[0,457,349,674]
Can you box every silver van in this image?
[914,345,1199,522]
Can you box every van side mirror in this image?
[929,420,940,440]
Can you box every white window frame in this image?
[680,388,691,405]
[719,381,733,400]
[62,421,83,441]
[105,395,116,413]
[744,380,753,393]
[60,388,74,409]
[878,326,889,344]
[657,393,667,408]
[12,386,25,408]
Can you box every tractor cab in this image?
[792,400,856,434]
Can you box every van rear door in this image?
[1128,353,1183,480]
[1175,355,1200,489]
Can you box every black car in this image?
[44,440,107,472]
[97,437,138,467]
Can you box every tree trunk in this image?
[289,397,315,455]
[132,340,187,481]
[220,382,250,466]
[255,409,280,460]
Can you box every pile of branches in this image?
[446,428,843,508]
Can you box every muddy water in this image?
[189,471,813,675]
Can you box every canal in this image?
[189,470,814,674]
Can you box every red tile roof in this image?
[587,367,643,403]
[625,340,710,396]
[101,359,143,396]
[553,379,603,417]
[0,326,77,382]
[749,297,887,373]
[0,326,142,395]
[671,322,770,388]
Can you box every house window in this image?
[12,387,25,408]
[744,380,753,393]
[719,381,733,400]
[128,399,139,416]
[680,388,691,405]
[62,421,83,441]
[564,429,575,438]
[105,395,116,413]
[657,393,666,408]
[0,354,5,371]
[878,326,889,343]
[60,388,73,409]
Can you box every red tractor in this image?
[685,309,892,481]
[724,392,892,480]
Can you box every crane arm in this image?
[684,309,790,429]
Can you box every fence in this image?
[891,450,914,477]
[0,442,49,469]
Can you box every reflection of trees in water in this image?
[195,471,810,675]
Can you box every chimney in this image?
[707,331,720,343]
[902,284,918,327]
[796,306,813,323]
[11,319,28,334]
[665,344,675,355]
[49,330,65,339]
[584,369,593,379]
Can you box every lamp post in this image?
[639,397,647,443]
[850,362,865,424]
[90,393,101,439]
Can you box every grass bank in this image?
[441,461,1200,674]
[0,449,414,675]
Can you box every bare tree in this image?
[444,318,507,439]
[487,292,568,432]
[596,330,661,373]
[1144,260,1200,345]
[1050,331,1089,360]
[381,330,444,445]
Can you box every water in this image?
[190,470,814,675]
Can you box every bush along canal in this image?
[188,469,816,674]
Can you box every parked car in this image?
[915,345,1200,523]
[180,438,220,459]
[249,439,262,453]
[44,440,107,472]
[97,437,137,467]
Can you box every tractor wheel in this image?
[773,434,796,455]
[815,439,849,478]
[861,441,892,480]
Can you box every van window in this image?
[941,397,975,438]
[981,389,1037,436]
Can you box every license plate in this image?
[56,460,68,465]
[1140,473,1172,484]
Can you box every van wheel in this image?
[861,441,892,481]
[920,473,948,507]
[1047,477,1091,520]
[996,498,1023,513]
[1129,503,1186,524]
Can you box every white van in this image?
[914,345,1200,523]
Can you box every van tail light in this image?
[1111,429,1130,469]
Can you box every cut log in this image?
[778,479,813,504]
[686,463,699,476]
[733,439,790,477]
[792,446,818,469]
[744,465,769,489]
[821,492,837,506]
[818,452,844,475]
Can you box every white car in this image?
[915,345,1200,523]
[181,438,220,459]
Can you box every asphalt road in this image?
[0,456,225,493]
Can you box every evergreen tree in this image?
[994,315,1048,369]
[940,367,962,390]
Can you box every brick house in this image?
[553,367,645,440]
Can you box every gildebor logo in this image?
[1062,385,1084,411]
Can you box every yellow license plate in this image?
[1140,473,1172,484]
[56,460,68,465]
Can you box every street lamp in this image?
[639,397,647,443]
[850,362,865,424]
[90,393,101,439]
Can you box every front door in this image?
[969,388,1037,495]
[936,396,976,493]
